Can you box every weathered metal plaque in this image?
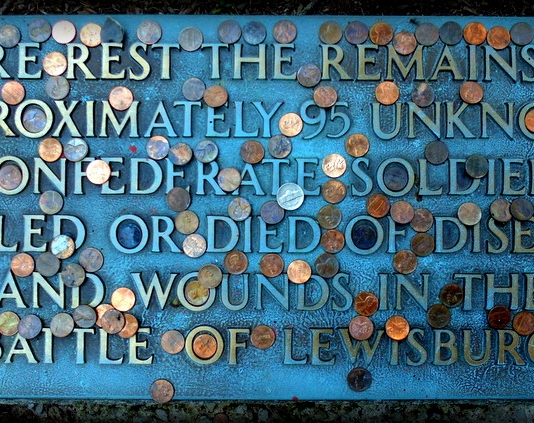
[1,14,534,401]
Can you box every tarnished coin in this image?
[317,204,342,229]
[321,229,345,254]
[347,367,372,392]
[0,311,19,336]
[64,138,89,162]
[314,252,339,278]
[36,252,60,277]
[458,202,482,226]
[73,304,97,328]
[50,312,74,338]
[382,162,409,192]
[101,309,125,334]
[150,379,174,404]
[319,21,342,44]
[276,182,304,210]
[410,232,435,257]
[243,21,266,45]
[80,23,102,47]
[168,142,193,166]
[260,200,285,225]
[1,81,25,105]
[393,31,417,55]
[390,200,415,225]
[490,198,512,223]
[203,85,228,108]
[463,21,487,45]
[440,21,463,45]
[259,253,284,278]
[465,154,489,179]
[11,252,34,277]
[137,20,162,45]
[179,27,203,51]
[385,315,410,341]
[393,250,418,274]
[439,283,464,308]
[427,304,451,329]
[218,20,241,44]
[369,21,394,45]
[183,234,207,258]
[0,164,22,191]
[345,21,368,44]
[111,287,136,312]
[488,305,511,329]
[117,221,142,249]
[425,140,448,165]
[194,139,218,163]
[287,259,312,284]
[217,167,242,192]
[273,20,297,44]
[146,135,169,160]
[345,133,369,157]
[228,197,251,221]
[50,234,75,259]
[61,263,86,288]
[18,314,42,340]
[240,140,265,164]
[161,330,185,354]
[278,112,303,137]
[411,82,435,108]
[415,22,439,46]
[224,251,248,275]
[109,86,134,111]
[166,187,191,212]
[193,333,218,359]
[101,17,124,43]
[460,81,484,104]
[45,76,70,100]
[354,291,379,317]
[410,208,434,232]
[22,106,47,134]
[52,20,76,44]
[296,63,321,88]
[487,26,510,50]
[366,193,390,218]
[510,22,534,46]
[78,247,104,273]
[86,159,111,185]
[29,18,52,43]
[198,263,223,289]
[39,190,63,215]
[250,325,276,349]
[43,51,67,76]
[95,304,114,328]
[267,134,292,158]
[182,78,205,102]
[174,210,199,235]
[513,311,534,336]
[510,197,534,221]
[375,81,399,105]
[118,314,139,339]
[321,179,347,204]
[38,137,63,163]
[322,153,346,178]
[349,316,374,341]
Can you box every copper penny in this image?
[366,193,390,218]
[61,263,86,288]
[490,198,512,223]
[439,283,464,308]
[487,305,511,329]
[1,81,25,105]
[349,316,374,341]
[345,133,369,158]
[296,63,321,88]
[277,182,305,210]
[64,138,89,162]
[390,200,415,225]
[73,304,97,328]
[0,24,19,48]
[393,250,418,274]
[228,197,251,222]
[29,18,52,43]
[243,21,266,45]
[0,164,22,191]
[109,86,134,111]
[146,135,169,160]
[487,26,511,50]
[22,106,47,134]
[240,140,265,164]
[198,263,223,289]
[320,229,345,254]
[161,330,185,354]
[273,20,297,44]
[369,22,394,45]
[415,22,439,46]
[439,21,463,45]
[375,81,400,105]
[95,303,114,328]
[50,312,74,338]
[424,140,449,165]
[80,23,102,47]
[410,208,434,232]
[317,204,342,229]
[313,85,338,108]
[314,252,339,278]
[523,109,534,132]
[182,234,207,258]
[43,52,67,76]
[178,27,203,52]
[50,234,75,259]
[345,21,368,44]
[457,202,482,226]
[322,153,347,178]
[259,253,284,278]
[203,85,228,108]
[193,333,218,359]
[510,198,534,221]
[78,247,104,273]
[318,20,342,44]
[321,179,347,204]
[118,314,139,339]
[137,20,162,45]
[427,304,451,329]
[39,190,63,215]
[18,314,42,340]
[224,251,248,275]
[45,75,70,100]
[168,142,193,166]
[411,82,435,108]
[465,154,489,179]
[250,325,276,349]
[0,311,19,336]
[86,159,112,185]
[268,134,292,158]
[218,20,241,44]
[184,280,209,306]
[111,287,136,312]
[11,252,34,277]
[174,210,199,235]
[287,259,312,284]
[260,200,285,225]
[278,112,303,137]
[52,20,76,44]
[460,81,484,104]
[385,315,410,341]
[410,233,435,257]
[393,31,417,55]
[38,137,63,163]
[101,309,125,334]
[513,311,534,336]
[510,22,534,46]
[35,252,60,277]
[182,77,205,102]
[354,291,379,317]
[166,187,191,212]
[347,367,373,392]
[463,21,487,45]
[217,167,242,192]
[150,379,174,404]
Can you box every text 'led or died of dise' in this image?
[2,15,534,401]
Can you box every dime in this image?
[317,204,342,229]
[287,259,312,284]
[61,263,86,288]
[366,193,390,218]
[490,198,512,223]
[385,315,410,341]
[296,63,321,88]
[217,167,242,192]
[118,314,139,339]
[345,21,368,44]
[465,154,489,178]
[439,21,463,45]
[64,138,89,162]
[203,85,228,108]
[513,311,534,336]
[182,234,207,258]
[410,208,434,232]
[268,134,292,158]
[0,164,21,191]
[393,250,418,274]
[250,325,276,349]
[390,200,415,225]
[457,202,482,226]
[101,309,125,334]
[322,153,346,178]
[218,20,241,44]
[415,22,439,46]
[278,112,303,137]
[137,20,162,45]
[345,133,369,157]
[73,304,97,328]
[182,77,205,102]
[35,252,61,277]
[273,20,297,44]
[314,252,339,278]
[38,137,63,163]
[424,140,448,165]
[240,140,265,164]
[354,291,379,317]
[0,311,19,336]
[411,82,435,108]
[510,197,534,221]
[109,86,134,111]
[277,182,305,210]
[320,229,345,254]
[228,197,251,221]
[150,379,174,404]
[168,142,193,166]
[224,251,248,274]
[463,21,487,45]
[1,81,25,105]
[510,22,534,46]
[101,17,124,43]
[178,27,203,51]
[161,330,185,354]
[45,76,70,100]
[439,283,464,308]
[393,31,417,55]
[22,106,47,134]
[369,22,394,45]
[427,304,451,329]
[460,81,484,104]
[184,280,209,306]
[487,305,511,329]
[95,304,114,328]
[487,26,511,50]
[86,159,111,185]
[18,314,42,340]
[347,367,372,392]
[111,287,136,312]
[259,253,284,278]
[50,312,74,338]
[43,52,67,76]
[166,187,191,212]
[52,20,76,44]
[78,247,104,273]
[80,23,102,47]
[193,333,218,359]
[174,210,199,235]
[198,263,223,289]
[243,21,266,45]
[50,234,75,259]
[349,316,374,341]
[260,200,285,225]
[194,139,219,163]
[375,81,399,105]
[11,253,34,277]
[29,18,52,43]
[410,233,435,257]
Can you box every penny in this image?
[320,229,345,254]
[464,21,487,45]
[385,315,410,341]
[80,23,102,47]
[319,21,342,44]
[0,25,19,49]
[287,259,312,284]
[321,179,347,204]
[259,253,284,278]
[313,86,338,108]
[240,140,265,164]
[101,17,124,43]
[393,31,417,55]
[218,20,241,44]
[317,204,342,229]
[349,316,374,341]
[351,221,378,250]
[296,63,322,88]
[198,263,223,289]
[179,27,203,51]
[224,251,248,275]
[410,233,435,257]
[86,159,112,185]
[217,167,242,192]
[487,305,511,329]
[111,287,136,312]
[415,22,440,46]
[273,20,297,44]
[166,187,191,212]
[118,314,139,339]
[457,202,482,226]
[50,234,75,259]
[182,234,207,258]
[424,140,449,165]
[11,253,34,277]
[193,333,218,359]
[61,263,86,288]
[43,51,68,76]
[460,81,484,104]
[411,82,435,108]
[64,138,89,162]
[260,200,285,225]
[510,22,534,46]
[465,154,489,178]
[439,283,464,308]
[268,134,292,158]
[109,86,134,111]
[513,311,534,336]
[182,78,205,102]
[525,109,534,133]
[510,197,534,221]
[161,330,185,354]
[78,247,104,273]
[487,26,510,50]
[393,250,418,274]
[440,21,463,45]
[366,193,390,218]
[95,304,114,328]
[0,164,22,191]
[137,20,162,45]
[410,208,434,232]
[243,21,266,45]
[194,139,219,163]
[45,76,70,100]
[375,81,399,105]
[101,309,125,334]
[322,153,346,178]
[0,311,19,336]
[490,198,512,223]
[29,18,52,43]
[168,142,193,166]
[369,22,394,45]
[36,252,60,277]
[18,314,42,340]
[228,197,252,221]
[203,85,228,108]
[354,291,379,317]
[390,200,415,225]
[39,190,63,215]
[146,135,169,160]
[38,137,62,163]
[347,367,372,392]
[427,304,451,329]
[383,162,409,192]
[50,312,74,338]
[150,379,174,404]
[1,81,25,105]
[23,106,47,134]
[345,21,368,44]
[174,210,199,235]
[117,221,142,249]
[73,304,97,328]
[52,20,76,44]
[250,325,276,349]
[278,112,303,137]
[314,252,339,278]
[345,133,370,157]
[277,182,304,210]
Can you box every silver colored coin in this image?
[64,138,89,162]
[276,183,305,211]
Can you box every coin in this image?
[267,134,292,158]
[150,379,174,404]
[366,193,390,218]
[287,259,312,284]
[137,20,162,45]
[411,82,435,108]
[322,153,346,178]
[393,31,417,55]
[50,312,74,338]
[260,200,285,225]
[460,81,484,104]
[375,81,399,105]
[18,314,42,340]
[240,140,265,164]
[146,135,169,160]
[243,21,266,45]
[513,311,534,336]
[393,250,418,274]
[383,162,408,192]
[45,76,70,100]
[385,315,410,341]
[0,164,22,191]
[39,190,63,215]
[278,112,303,137]
[166,187,191,212]
[415,22,439,46]
[277,182,304,210]
[439,283,464,308]
[179,27,203,51]
[296,63,321,88]
[203,85,228,108]
[314,252,339,278]
[182,77,205,102]
[317,204,342,229]
[111,287,136,312]
[349,316,374,341]
[320,229,345,254]
[465,154,489,178]
[101,309,125,334]
[464,21,487,45]
[117,221,142,249]
[61,263,86,288]
[101,17,124,43]
[319,21,342,44]
[345,133,370,157]
[95,304,114,328]
[193,333,218,359]
[168,142,193,166]
[161,330,185,354]
[487,26,510,50]
[73,304,97,328]
[259,253,284,278]
[80,23,102,47]
[488,305,511,329]
[52,20,76,44]
[218,20,241,44]
[490,198,512,223]
[410,208,434,232]
[86,159,112,185]
[11,253,34,277]
[22,106,47,134]
[351,220,378,250]
[224,251,248,274]
[36,252,60,277]
[29,18,52,43]
[50,234,75,259]
[347,367,372,392]
[345,21,368,44]
[457,202,482,226]
[43,51,67,76]
[217,167,242,192]
[369,22,394,45]
[250,325,276,349]
[410,233,435,257]
[0,311,19,336]
[273,20,297,44]
[228,197,252,221]
[118,314,139,339]
[183,234,207,258]
[390,200,415,224]
[1,81,25,105]
[354,291,379,316]
[174,210,199,235]
[427,304,451,329]
[424,140,448,165]
[198,263,223,289]
[321,179,347,204]
[510,22,534,46]
[510,197,534,221]
[78,247,104,273]
[194,139,219,163]
[64,138,89,162]
[109,86,134,111]
[440,21,463,45]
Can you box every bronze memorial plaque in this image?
[0,15,534,400]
